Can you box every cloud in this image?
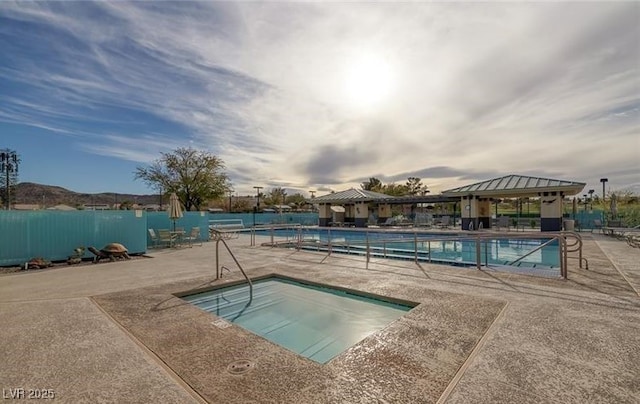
[0,1,638,195]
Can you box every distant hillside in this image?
[15,182,160,207]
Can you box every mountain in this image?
[15,182,160,207]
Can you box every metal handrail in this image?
[213,232,253,301]
[247,225,588,279]
[561,231,588,270]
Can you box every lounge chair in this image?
[438,216,451,229]
[210,228,239,241]
[626,235,640,248]
[495,216,510,231]
[380,218,396,226]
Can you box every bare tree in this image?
[134,147,229,211]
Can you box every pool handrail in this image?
[213,232,253,302]
[251,225,584,279]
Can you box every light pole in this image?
[600,178,608,219]
[228,189,234,212]
[253,186,263,227]
[0,150,19,210]
[588,189,594,210]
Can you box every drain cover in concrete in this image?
[212,319,231,329]
[226,359,255,375]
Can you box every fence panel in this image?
[0,210,147,266]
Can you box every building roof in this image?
[311,188,392,203]
[442,175,586,197]
[13,204,42,210]
[47,204,77,211]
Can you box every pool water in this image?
[257,228,561,269]
[182,278,412,363]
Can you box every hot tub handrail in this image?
[214,236,253,301]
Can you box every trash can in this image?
[563,220,575,231]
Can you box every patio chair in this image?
[148,229,160,248]
[592,219,603,233]
[183,227,202,247]
[157,229,178,247]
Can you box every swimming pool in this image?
[182,277,413,364]
[254,228,561,271]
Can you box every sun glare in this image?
[343,54,394,110]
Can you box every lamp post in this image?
[0,150,19,210]
[228,189,234,212]
[253,186,263,227]
[588,189,594,210]
[600,178,608,220]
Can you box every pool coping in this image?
[92,268,507,403]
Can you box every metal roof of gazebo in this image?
[311,188,458,205]
[310,188,392,203]
[442,174,586,197]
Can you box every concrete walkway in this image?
[1,233,639,403]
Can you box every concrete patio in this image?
[1,232,639,403]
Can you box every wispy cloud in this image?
[0,1,637,195]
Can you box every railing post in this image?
[484,239,489,267]
[476,236,482,270]
[366,233,370,269]
[428,240,431,263]
[414,232,418,263]
[215,238,220,279]
[559,234,563,278]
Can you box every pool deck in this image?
[1,232,639,403]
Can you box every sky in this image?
[1,1,638,198]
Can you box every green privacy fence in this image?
[0,210,215,266]
[0,210,147,266]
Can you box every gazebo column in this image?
[478,198,492,229]
[378,203,391,224]
[461,195,479,230]
[318,203,331,227]
[354,201,369,228]
[344,204,353,224]
[540,192,563,231]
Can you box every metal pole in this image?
[476,236,482,270]
[215,239,220,279]
[366,232,370,269]
[4,168,9,210]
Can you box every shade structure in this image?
[168,193,183,231]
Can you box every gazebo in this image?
[311,188,392,227]
[442,174,586,231]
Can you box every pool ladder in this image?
[213,233,253,302]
